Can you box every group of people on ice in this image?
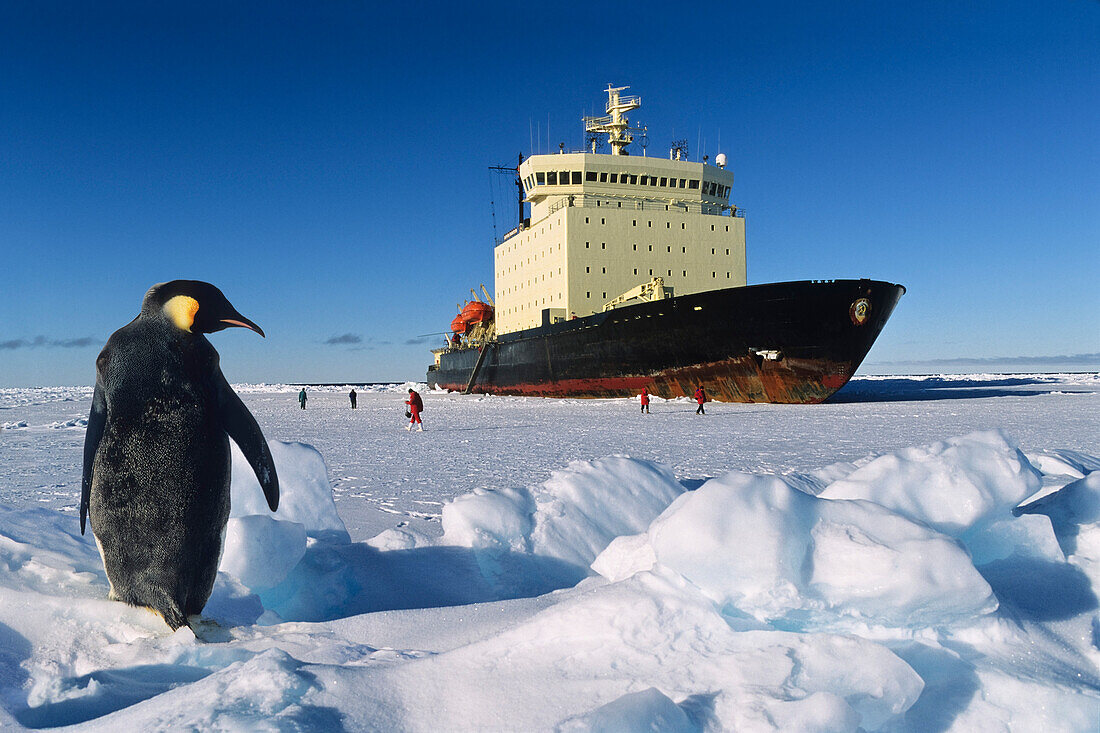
[638,386,708,414]
[297,384,706,430]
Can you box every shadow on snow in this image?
[829,376,1064,403]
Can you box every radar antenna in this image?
[582,85,647,156]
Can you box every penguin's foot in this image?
[189,616,231,643]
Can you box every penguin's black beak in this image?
[220,315,266,338]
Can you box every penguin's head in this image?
[142,280,266,337]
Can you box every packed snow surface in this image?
[0,374,1098,731]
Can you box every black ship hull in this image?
[427,279,904,404]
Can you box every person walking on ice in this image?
[298,388,307,410]
[349,388,357,409]
[694,385,707,415]
[405,388,424,431]
[639,388,650,414]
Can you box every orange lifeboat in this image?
[450,301,493,335]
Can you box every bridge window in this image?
[547,172,557,185]
[536,172,545,184]
[628,175,637,184]
[572,171,582,184]
[600,172,608,182]
[585,171,597,182]
[609,173,618,183]
[689,180,700,189]
[659,177,667,187]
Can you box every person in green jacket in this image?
[298,388,307,410]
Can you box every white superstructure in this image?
[493,85,746,335]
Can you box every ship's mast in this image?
[583,85,646,156]
[489,153,526,231]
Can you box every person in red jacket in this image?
[639,388,650,414]
[405,388,424,431]
[694,385,707,415]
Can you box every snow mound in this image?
[440,456,684,568]
[1017,471,1100,586]
[1025,449,1100,480]
[47,417,87,429]
[230,440,348,540]
[430,568,925,731]
[557,687,696,732]
[219,516,307,590]
[818,430,1041,541]
[595,472,996,627]
[223,440,347,594]
[2,420,28,429]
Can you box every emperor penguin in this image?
[81,280,279,630]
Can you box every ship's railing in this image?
[544,195,744,218]
[608,94,640,111]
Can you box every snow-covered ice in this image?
[0,373,1098,730]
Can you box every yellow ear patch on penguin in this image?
[164,295,200,332]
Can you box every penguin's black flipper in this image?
[215,373,279,511]
[81,382,108,535]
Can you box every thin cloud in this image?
[866,353,1100,368]
[404,336,433,346]
[0,336,96,350]
[54,337,97,348]
[324,333,363,346]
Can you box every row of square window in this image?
[502,264,736,308]
[505,270,732,315]
[585,217,732,232]
[500,244,735,278]
[524,171,729,198]
[585,243,735,255]
[585,270,734,279]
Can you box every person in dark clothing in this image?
[349,388,357,409]
[298,388,307,410]
[694,386,707,415]
[405,388,424,431]
[639,388,650,414]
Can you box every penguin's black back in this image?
[90,319,232,627]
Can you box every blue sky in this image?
[1,1,1097,386]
